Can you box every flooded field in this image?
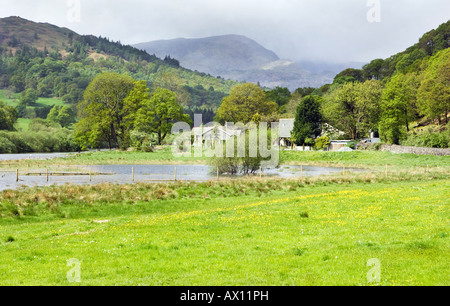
[0,162,365,191]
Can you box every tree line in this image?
[215,47,450,149]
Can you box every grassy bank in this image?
[2,148,450,171]
[281,150,450,170]
[0,176,448,285]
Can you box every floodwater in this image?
[0,162,366,191]
[0,152,74,161]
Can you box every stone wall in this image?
[380,144,450,156]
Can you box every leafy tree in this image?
[47,105,76,128]
[292,95,322,147]
[322,80,383,140]
[417,49,450,125]
[378,73,420,144]
[152,71,190,107]
[216,83,278,124]
[20,88,39,106]
[132,88,192,145]
[282,92,302,117]
[265,87,292,107]
[0,101,19,131]
[333,68,365,84]
[75,72,135,149]
[293,87,316,97]
[363,59,385,80]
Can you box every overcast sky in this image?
[1,0,449,63]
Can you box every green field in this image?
[3,148,449,173]
[15,118,32,132]
[0,89,64,108]
[0,149,449,286]
[0,89,66,132]
[0,177,448,286]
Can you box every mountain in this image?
[0,16,237,121]
[136,35,278,76]
[0,16,78,50]
[134,35,334,90]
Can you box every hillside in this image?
[320,19,450,147]
[0,16,238,124]
[135,35,279,75]
[340,19,450,82]
[134,35,333,90]
[0,16,77,52]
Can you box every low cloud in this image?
[0,0,449,63]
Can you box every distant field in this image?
[281,150,450,171]
[1,89,65,132]
[0,89,64,108]
[15,118,32,131]
[0,178,448,285]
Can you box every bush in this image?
[346,140,358,150]
[402,126,450,148]
[208,128,276,175]
[0,122,80,153]
[0,136,16,153]
[314,135,331,150]
[130,130,157,152]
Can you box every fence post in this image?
[89,168,92,182]
[46,168,49,182]
[16,169,18,182]
[132,167,135,182]
[174,167,177,181]
[260,166,262,178]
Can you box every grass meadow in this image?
[0,170,449,286]
[0,89,64,133]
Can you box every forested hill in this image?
[0,16,238,123]
[332,19,450,84]
[319,19,450,147]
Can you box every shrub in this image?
[0,136,16,153]
[0,126,79,153]
[402,126,450,148]
[314,135,331,150]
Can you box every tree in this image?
[152,71,189,107]
[333,68,365,84]
[292,95,322,147]
[20,88,39,106]
[265,87,292,108]
[208,126,274,175]
[378,73,420,144]
[363,59,385,80]
[323,80,383,140]
[0,101,19,131]
[417,50,450,125]
[132,88,191,145]
[216,83,278,124]
[75,72,135,149]
[47,105,76,128]
[282,91,302,117]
